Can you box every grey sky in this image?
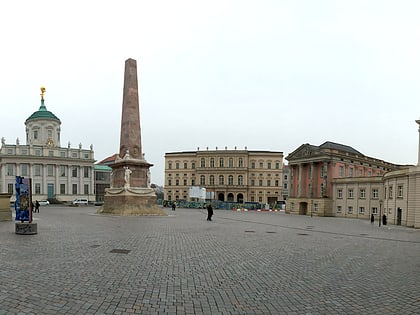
[1,0,419,185]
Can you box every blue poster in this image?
[15,176,31,222]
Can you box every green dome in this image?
[26,100,61,123]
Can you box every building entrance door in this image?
[397,208,402,225]
[47,183,54,199]
[299,202,308,215]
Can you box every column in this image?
[416,119,420,166]
[298,164,302,197]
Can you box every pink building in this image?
[286,141,401,216]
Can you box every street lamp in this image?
[379,200,383,227]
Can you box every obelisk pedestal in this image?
[100,58,165,216]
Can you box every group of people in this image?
[170,202,214,221]
[370,213,387,225]
[32,200,40,213]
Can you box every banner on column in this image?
[15,176,32,222]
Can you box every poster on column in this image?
[15,176,32,222]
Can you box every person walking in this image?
[370,213,374,224]
[206,203,213,221]
[35,200,40,213]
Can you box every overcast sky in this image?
[1,0,419,185]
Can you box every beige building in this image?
[164,147,284,206]
[0,90,95,203]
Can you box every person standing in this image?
[35,200,40,213]
[207,203,213,221]
[172,202,176,211]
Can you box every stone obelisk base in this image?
[0,193,12,221]
[99,187,166,216]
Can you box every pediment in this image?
[286,144,321,161]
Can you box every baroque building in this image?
[164,147,284,205]
[0,88,95,203]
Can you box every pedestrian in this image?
[382,214,387,226]
[35,200,40,213]
[31,202,35,213]
[370,213,374,224]
[172,202,176,211]
[207,203,213,221]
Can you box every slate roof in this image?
[319,141,362,155]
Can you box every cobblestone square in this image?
[0,206,419,314]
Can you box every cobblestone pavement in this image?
[0,206,419,315]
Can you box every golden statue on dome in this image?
[40,86,46,100]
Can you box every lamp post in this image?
[379,200,383,227]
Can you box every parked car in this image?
[38,200,50,205]
[72,198,88,205]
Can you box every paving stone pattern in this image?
[0,206,419,314]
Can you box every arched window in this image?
[238,158,243,167]
[200,175,205,185]
[200,158,205,168]
[210,158,215,168]
[219,175,224,185]
[228,175,234,185]
[219,158,224,167]
[210,175,215,185]
[229,158,234,168]
[238,175,243,185]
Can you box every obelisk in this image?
[100,58,166,215]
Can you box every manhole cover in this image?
[245,230,255,233]
[110,249,131,254]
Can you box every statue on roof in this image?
[40,86,46,101]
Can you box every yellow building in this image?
[164,147,283,206]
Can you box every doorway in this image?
[299,202,308,215]
[397,207,402,225]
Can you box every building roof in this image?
[319,141,362,155]
[26,100,61,123]
[94,164,112,171]
[97,153,119,165]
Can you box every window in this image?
[21,164,29,176]
[176,162,180,169]
[251,162,255,169]
[336,206,342,213]
[168,179,172,186]
[339,166,344,177]
[200,158,205,168]
[47,165,54,176]
[175,179,179,186]
[6,164,15,176]
[72,184,77,194]
[60,184,66,194]
[8,184,14,194]
[219,158,224,167]
[372,207,378,214]
[60,151,66,157]
[372,188,378,199]
[397,185,403,198]
[360,189,366,199]
[259,162,263,168]
[84,184,89,194]
[191,179,195,186]
[60,166,66,177]
[388,186,393,199]
[259,180,263,187]
[72,167,78,177]
[84,166,89,178]
[209,175,215,185]
[228,175,234,185]
[219,175,224,185]
[184,179,187,185]
[347,206,353,214]
[313,203,318,212]
[275,162,280,169]
[337,189,343,199]
[210,158,214,168]
[191,162,195,169]
[284,175,288,180]
[320,183,324,197]
[348,189,354,199]
[229,158,233,168]
[238,175,243,185]
[7,148,13,155]
[35,183,41,194]
[48,130,52,138]
[200,175,205,186]
[349,167,354,177]
[267,180,271,187]
[251,179,255,186]
[72,152,77,158]
[359,207,365,214]
[35,149,41,156]
[49,151,54,157]
[184,162,187,169]
[33,130,38,139]
[168,162,172,170]
[238,158,243,167]
[282,182,286,189]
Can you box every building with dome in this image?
[0,88,95,204]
